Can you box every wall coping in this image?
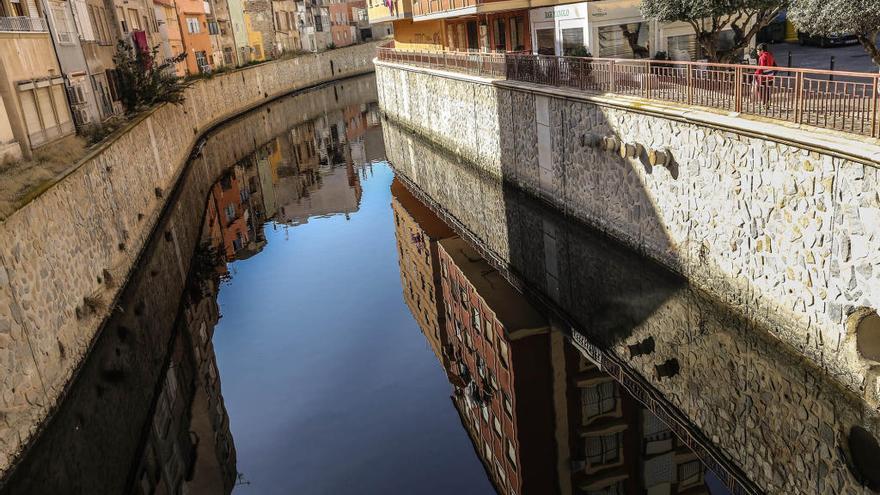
[375,59,880,169]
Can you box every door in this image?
[466,21,479,51]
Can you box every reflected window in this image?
[582,381,618,419]
[585,481,624,495]
[502,391,512,417]
[472,307,481,332]
[678,460,703,487]
[498,339,509,368]
[484,318,493,342]
[585,432,621,465]
[493,414,502,437]
[506,439,516,468]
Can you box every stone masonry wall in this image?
[376,62,880,411]
[0,45,377,478]
[383,121,880,495]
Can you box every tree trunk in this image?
[856,32,880,68]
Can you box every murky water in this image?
[2,75,878,495]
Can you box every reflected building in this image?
[393,178,725,495]
[391,178,455,368]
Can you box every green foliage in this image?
[326,42,337,50]
[640,0,785,62]
[112,40,189,114]
[565,45,592,58]
[789,0,880,66]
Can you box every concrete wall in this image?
[375,62,880,410]
[0,42,377,478]
[383,121,880,495]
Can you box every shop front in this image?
[444,10,530,53]
[528,0,650,57]
[527,0,744,61]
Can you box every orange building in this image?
[329,0,354,47]
[208,169,251,260]
[176,0,213,73]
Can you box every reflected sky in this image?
[212,163,495,494]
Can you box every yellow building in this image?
[367,0,446,51]
[244,13,264,60]
[0,11,75,161]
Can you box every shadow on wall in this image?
[382,118,880,495]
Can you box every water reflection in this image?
[386,121,880,495]
[392,179,728,495]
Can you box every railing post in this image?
[609,60,616,93]
[734,66,743,113]
[872,76,879,138]
[645,60,652,99]
[794,71,805,125]
[686,64,693,105]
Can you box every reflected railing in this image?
[377,46,880,138]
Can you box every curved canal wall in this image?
[375,60,880,411]
[0,44,377,477]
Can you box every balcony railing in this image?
[377,47,880,139]
[0,16,48,32]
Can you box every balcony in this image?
[0,16,48,32]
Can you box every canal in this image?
[1,74,878,495]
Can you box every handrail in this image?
[377,46,880,139]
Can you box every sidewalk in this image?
[768,41,878,74]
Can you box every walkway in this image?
[377,47,880,140]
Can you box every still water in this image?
[1,75,877,495]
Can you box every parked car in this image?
[798,32,858,48]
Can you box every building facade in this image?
[295,0,330,52]
[0,3,76,160]
[271,0,299,53]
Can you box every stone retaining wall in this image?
[383,121,880,494]
[376,61,880,410]
[0,45,377,477]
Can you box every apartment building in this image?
[272,0,299,53]
[153,0,187,75]
[295,0,329,52]
[0,2,75,160]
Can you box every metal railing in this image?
[0,16,48,32]
[378,47,880,138]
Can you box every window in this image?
[667,33,702,62]
[471,307,481,333]
[51,5,76,44]
[128,8,140,30]
[585,481,625,495]
[510,15,525,51]
[186,17,200,33]
[492,18,506,51]
[224,204,236,221]
[484,318,493,342]
[195,51,209,72]
[597,22,651,59]
[582,381,618,419]
[117,6,127,32]
[536,28,555,56]
[561,27,584,56]
[585,432,621,465]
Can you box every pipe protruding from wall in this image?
[649,148,672,167]
[601,136,619,152]
[619,142,643,159]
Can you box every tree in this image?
[789,0,880,68]
[112,41,189,114]
[640,0,786,63]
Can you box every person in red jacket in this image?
[754,43,777,109]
